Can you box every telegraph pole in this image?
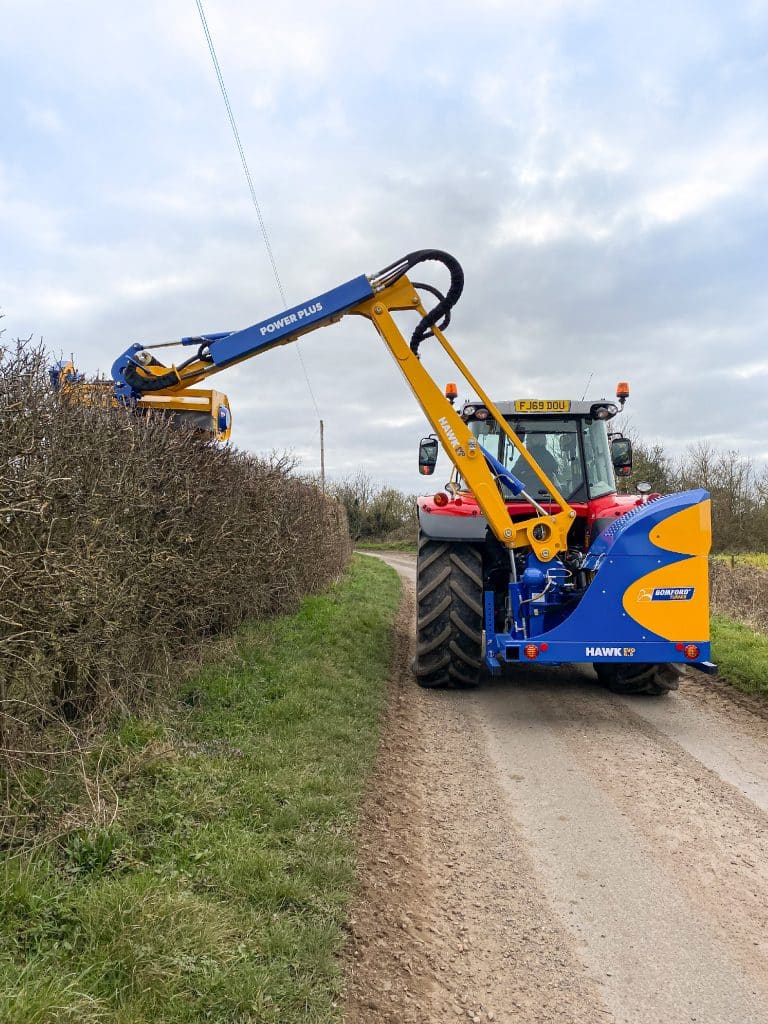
[320,419,325,493]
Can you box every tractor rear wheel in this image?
[414,535,483,689]
[594,662,682,696]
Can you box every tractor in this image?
[414,392,708,695]
[51,248,714,694]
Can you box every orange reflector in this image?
[445,382,458,399]
[617,381,630,398]
[684,644,699,660]
[524,644,539,660]
[433,492,449,507]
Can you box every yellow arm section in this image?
[348,276,575,560]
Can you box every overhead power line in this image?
[193,0,322,424]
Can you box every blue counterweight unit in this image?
[485,488,712,672]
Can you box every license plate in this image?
[514,399,571,413]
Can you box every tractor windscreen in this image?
[469,416,616,502]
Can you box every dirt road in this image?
[344,552,768,1024]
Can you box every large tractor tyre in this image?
[414,536,483,689]
[594,662,682,697]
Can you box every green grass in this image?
[713,552,768,568]
[0,555,401,1024]
[711,613,768,697]
[355,539,417,553]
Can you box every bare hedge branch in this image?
[0,337,350,831]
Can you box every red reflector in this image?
[540,642,549,652]
[684,644,699,660]
[454,497,463,506]
[676,642,684,651]
[433,492,449,507]
[524,644,539,660]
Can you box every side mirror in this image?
[418,436,439,476]
[610,436,633,477]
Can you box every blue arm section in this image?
[481,445,525,496]
[109,274,374,395]
[179,331,231,346]
[209,275,374,367]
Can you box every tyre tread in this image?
[414,534,483,689]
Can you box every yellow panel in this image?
[649,499,712,556]
[622,557,710,641]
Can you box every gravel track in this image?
[344,552,768,1024]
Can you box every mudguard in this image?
[418,503,487,541]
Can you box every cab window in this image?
[469,417,587,501]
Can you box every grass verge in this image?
[0,555,401,1024]
[711,613,768,697]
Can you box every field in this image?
[715,552,768,569]
[709,556,768,636]
[710,615,768,697]
[356,539,417,553]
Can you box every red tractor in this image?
[414,387,709,696]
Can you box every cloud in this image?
[727,359,768,381]
[23,102,64,136]
[0,163,65,250]
[640,134,768,225]
[1,0,767,496]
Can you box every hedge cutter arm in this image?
[66,251,576,560]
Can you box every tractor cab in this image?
[463,398,629,505]
[418,389,640,551]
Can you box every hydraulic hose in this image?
[410,280,453,335]
[370,249,464,355]
[122,359,180,393]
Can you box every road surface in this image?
[344,551,768,1024]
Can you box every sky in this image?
[1,0,767,493]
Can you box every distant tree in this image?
[678,443,763,552]
[330,472,417,541]
[625,439,676,495]
[614,425,767,552]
